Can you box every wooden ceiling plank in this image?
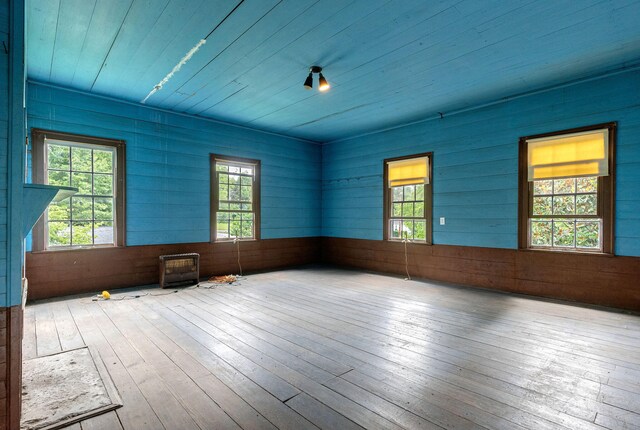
[150,0,281,108]
[68,0,133,91]
[50,0,97,86]
[26,0,60,81]
[170,0,321,113]
[90,0,173,93]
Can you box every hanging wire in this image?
[403,233,411,281]
[236,237,243,277]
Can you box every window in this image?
[31,129,126,250]
[519,123,615,253]
[210,155,260,241]
[383,153,433,243]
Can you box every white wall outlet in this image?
[440,217,446,225]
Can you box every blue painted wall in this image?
[27,82,322,248]
[1,0,26,308]
[322,69,640,256]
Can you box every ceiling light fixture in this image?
[303,66,330,92]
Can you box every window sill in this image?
[30,245,124,254]
[519,248,614,257]
[387,239,432,245]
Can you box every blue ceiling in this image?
[27,0,640,143]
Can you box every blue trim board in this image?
[322,68,640,257]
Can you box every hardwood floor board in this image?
[66,301,165,429]
[271,275,640,370]
[34,302,62,356]
[23,267,640,430]
[148,294,405,430]
[22,306,37,359]
[189,289,547,427]
[50,301,85,351]
[170,292,337,383]
[339,368,549,430]
[139,298,318,430]
[322,376,447,430]
[98,302,242,430]
[185,292,354,377]
[85,303,202,430]
[247,279,610,414]
[288,268,640,344]
[285,392,366,430]
[208,283,607,429]
[128,301,280,430]
[80,411,124,430]
[146,299,301,403]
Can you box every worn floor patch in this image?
[21,347,122,430]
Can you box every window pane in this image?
[94,174,113,196]
[48,145,70,170]
[72,147,92,171]
[219,202,229,210]
[218,183,229,200]
[392,187,403,202]
[415,184,424,200]
[229,166,240,174]
[94,198,113,221]
[553,195,575,215]
[553,220,575,247]
[241,176,252,185]
[72,172,92,195]
[530,220,552,246]
[93,150,113,174]
[392,203,402,217]
[402,220,414,240]
[577,177,597,193]
[229,185,241,201]
[71,221,93,245]
[48,200,70,221]
[229,203,241,211]
[403,185,415,201]
[414,220,426,241]
[94,221,113,245]
[553,178,575,194]
[241,167,253,175]
[402,203,414,217]
[414,202,424,217]
[240,185,252,201]
[532,196,552,216]
[241,203,252,211]
[533,180,552,195]
[216,164,229,172]
[242,213,253,222]
[390,220,402,239]
[241,221,253,238]
[576,194,597,215]
[576,221,600,248]
[48,221,70,246]
[72,197,93,221]
[229,174,240,185]
[48,170,70,187]
[229,212,241,238]
[216,213,229,239]
[218,173,229,184]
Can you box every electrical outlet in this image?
[440,217,446,225]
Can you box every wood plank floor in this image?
[23,267,640,430]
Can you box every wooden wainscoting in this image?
[321,237,640,311]
[0,306,23,430]
[26,238,320,300]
